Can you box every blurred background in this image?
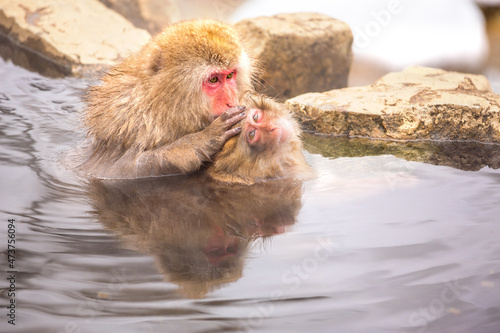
[108,0,499,91]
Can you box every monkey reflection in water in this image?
[89,175,303,299]
[89,95,311,298]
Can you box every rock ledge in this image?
[236,13,353,100]
[0,0,151,77]
[287,66,500,143]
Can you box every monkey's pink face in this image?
[202,68,238,116]
[203,225,240,266]
[243,108,294,151]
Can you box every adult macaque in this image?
[207,95,312,185]
[81,19,255,178]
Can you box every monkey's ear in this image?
[146,46,163,74]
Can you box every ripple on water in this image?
[1,57,500,333]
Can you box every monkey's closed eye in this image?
[209,77,218,83]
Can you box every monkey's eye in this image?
[248,130,256,141]
[227,72,234,79]
[247,128,260,147]
[251,109,263,123]
[209,76,218,84]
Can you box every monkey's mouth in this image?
[278,127,290,143]
[203,238,240,266]
[272,127,285,144]
[276,119,293,143]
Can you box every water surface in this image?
[1,59,499,333]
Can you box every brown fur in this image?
[81,19,255,178]
[207,95,313,185]
[88,174,303,298]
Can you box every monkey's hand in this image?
[204,105,246,144]
[135,106,246,177]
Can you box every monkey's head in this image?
[207,96,312,185]
[144,19,255,119]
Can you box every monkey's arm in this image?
[135,106,245,177]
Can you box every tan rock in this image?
[287,66,500,143]
[0,0,151,77]
[236,13,353,100]
[99,0,179,34]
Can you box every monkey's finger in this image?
[219,105,246,121]
[224,111,246,129]
[224,126,242,139]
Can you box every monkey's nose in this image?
[264,125,279,132]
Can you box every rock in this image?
[482,4,500,74]
[232,0,488,74]
[287,66,500,143]
[476,0,500,6]
[0,0,151,77]
[235,13,352,100]
[99,0,179,35]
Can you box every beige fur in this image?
[81,19,255,178]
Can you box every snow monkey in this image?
[81,19,255,178]
[207,95,312,185]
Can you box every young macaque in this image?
[207,95,312,185]
[80,19,255,178]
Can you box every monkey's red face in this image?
[202,69,239,116]
[243,108,294,151]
